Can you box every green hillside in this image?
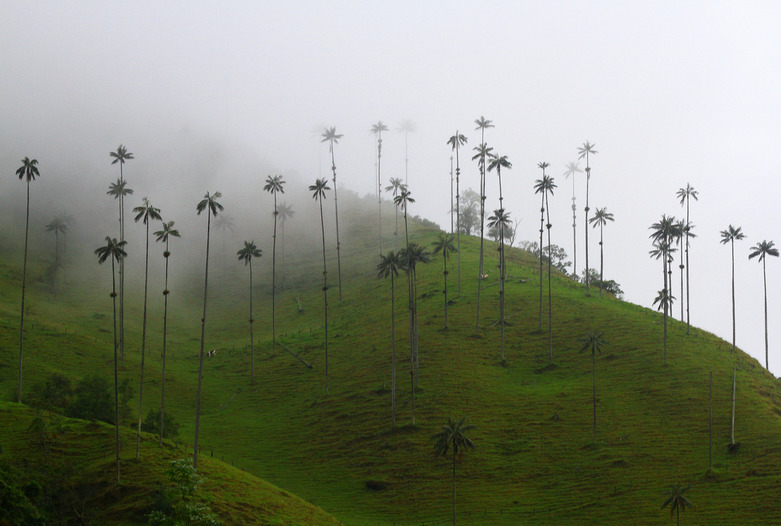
[2,210,781,525]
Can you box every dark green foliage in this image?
[142,409,181,441]
[67,374,113,423]
[582,268,623,297]
[0,460,45,525]
[28,373,72,412]
[147,459,221,526]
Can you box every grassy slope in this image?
[2,213,781,524]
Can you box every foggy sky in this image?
[2,1,780,373]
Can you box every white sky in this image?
[2,1,780,372]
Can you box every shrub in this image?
[141,409,181,441]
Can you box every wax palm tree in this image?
[534,165,552,330]
[589,207,614,296]
[472,141,494,334]
[432,417,476,526]
[650,215,677,361]
[310,178,331,394]
[385,177,405,251]
[487,208,511,362]
[238,241,262,383]
[447,132,468,292]
[45,217,68,267]
[670,220,687,321]
[563,161,583,279]
[109,145,134,369]
[154,220,180,446]
[394,188,417,423]
[377,250,402,427]
[400,242,431,390]
[677,184,699,332]
[397,119,417,185]
[661,485,692,526]
[371,121,389,254]
[536,172,557,363]
[193,191,223,469]
[579,330,607,444]
[321,127,344,301]
[749,240,779,370]
[577,142,597,294]
[720,225,746,353]
[95,236,127,484]
[107,177,133,367]
[432,233,457,330]
[653,288,676,363]
[487,153,512,211]
[264,175,285,349]
[15,157,40,403]
[132,198,162,459]
[277,202,294,287]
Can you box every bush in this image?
[141,409,181,441]
[29,373,73,412]
[67,375,113,424]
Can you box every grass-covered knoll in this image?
[2,210,781,524]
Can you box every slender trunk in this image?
[272,195,277,350]
[413,267,420,388]
[330,149,343,301]
[476,154,486,334]
[319,198,329,394]
[193,213,213,469]
[452,449,457,526]
[685,197,691,332]
[17,180,30,403]
[679,243,684,321]
[403,210,414,424]
[55,230,59,267]
[709,371,713,471]
[539,194,544,329]
[111,258,120,484]
[136,221,151,460]
[455,147,461,293]
[731,240,736,352]
[584,163,591,294]
[443,251,449,329]
[160,241,170,446]
[571,177,577,280]
[249,259,255,384]
[119,164,125,368]
[763,259,768,369]
[499,220,505,362]
[390,272,396,427]
[598,224,604,296]
[450,156,454,234]
[546,192,553,363]
[592,351,597,444]
[377,134,383,256]
[731,367,736,444]
[663,249,668,363]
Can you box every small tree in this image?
[148,459,221,526]
[237,241,262,383]
[661,484,692,526]
[432,417,476,526]
[579,330,607,444]
[431,232,457,330]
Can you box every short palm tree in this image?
[45,217,68,267]
[264,175,285,350]
[371,121,389,254]
[377,250,402,427]
[432,417,476,526]
[749,240,779,370]
[579,330,607,444]
[238,241,262,383]
[397,119,417,185]
[653,287,676,363]
[385,177,405,251]
[132,198,162,460]
[15,156,40,404]
[471,141,494,334]
[563,161,583,279]
[589,207,614,296]
[310,178,331,394]
[676,184,699,332]
[447,132,468,292]
[720,225,746,352]
[109,145,134,368]
[661,485,692,526]
[431,232,457,330]
[193,191,223,469]
[95,236,127,484]
[154,220,180,446]
[321,127,344,301]
[577,142,597,294]
[487,208,511,362]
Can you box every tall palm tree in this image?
[377,250,402,427]
[536,172,557,363]
[109,145,134,369]
[720,225,746,353]
[238,241,262,383]
[371,121,389,255]
[95,236,127,484]
[385,177,405,251]
[321,127,344,301]
[394,188,417,423]
[310,178,331,394]
[671,220,687,321]
[193,191,223,469]
[447,132,468,292]
[650,215,677,362]
[563,162,583,279]
[397,119,417,185]
[432,233,457,330]
[749,240,779,370]
[45,217,68,268]
[534,165,551,330]
[676,184,699,332]
[487,208,511,363]
[400,242,431,390]
[132,198,162,460]
[154,220,180,446]
[472,140,494,334]
[577,142,597,294]
[661,485,692,526]
[589,207,614,296]
[432,417,476,526]
[15,157,40,403]
[487,153,512,212]
[264,175,285,349]
[277,202,294,287]
[579,330,607,444]
[107,178,133,366]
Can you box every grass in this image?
[2,209,781,524]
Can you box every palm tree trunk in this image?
[709,371,713,471]
[499,222,505,362]
[111,257,120,484]
[193,213,213,469]
[592,351,597,444]
[763,258,768,369]
[731,367,736,444]
[119,165,125,368]
[731,240,736,352]
[249,259,255,384]
[160,241,170,446]
[403,210,414,425]
[136,222,151,460]
[546,193,553,363]
[571,177,577,280]
[318,198,329,394]
[330,151,343,302]
[455,158,461,293]
[476,144,486,334]
[377,135,383,256]
[584,165,591,295]
[685,197,691,333]
[272,195,278,350]
[17,180,30,403]
[449,156,454,234]
[443,252,449,329]
[452,449,457,526]
[598,225,604,296]
[539,196,544,329]
[663,249,669,363]
[390,272,396,427]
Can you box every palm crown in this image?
[154,221,180,244]
[377,250,402,280]
[109,145,134,166]
[487,154,512,175]
[534,175,557,196]
[309,178,330,200]
[577,141,598,164]
[196,192,224,217]
[107,179,133,199]
[133,197,162,225]
[16,157,40,182]
[95,237,127,264]
[447,133,468,150]
[237,240,261,264]
[720,225,746,245]
[563,161,582,179]
[432,417,476,458]
[590,207,614,228]
[263,175,285,196]
[370,121,389,135]
[321,127,343,153]
[749,240,779,262]
[676,183,699,205]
